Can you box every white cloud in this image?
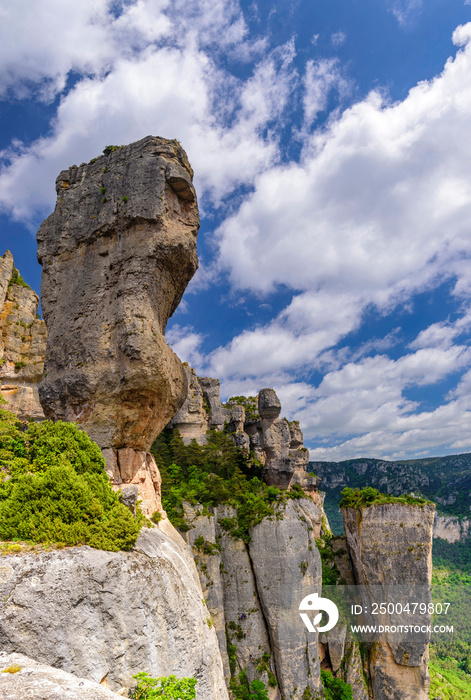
[166,324,206,369]
[214,25,471,341]
[303,59,352,127]
[0,1,297,222]
[389,0,423,26]
[330,31,346,48]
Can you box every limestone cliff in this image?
[168,366,321,498]
[433,514,470,543]
[342,502,436,700]
[36,136,199,517]
[182,498,325,700]
[0,527,228,699]
[0,251,46,420]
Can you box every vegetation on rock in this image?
[151,428,306,541]
[229,669,269,700]
[339,486,431,509]
[320,671,353,700]
[129,672,197,699]
[8,266,31,290]
[223,395,259,421]
[0,410,142,550]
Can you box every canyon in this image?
[0,138,436,700]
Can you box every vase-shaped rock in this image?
[37,136,199,451]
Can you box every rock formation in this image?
[433,514,470,543]
[0,652,125,699]
[342,502,436,699]
[0,527,228,699]
[0,251,46,420]
[168,366,321,496]
[181,498,325,700]
[36,136,199,517]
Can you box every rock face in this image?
[37,136,199,516]
[37,136,198,449]
[0,251,46,420]
[342,502,436,700]
[433,514,470,543]
[181,498,324,700]
[0,527,228,700]
[0,652,125,699]
[168,370,320,495]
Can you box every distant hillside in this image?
[309,453,471,535]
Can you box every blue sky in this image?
[1,0,471,461]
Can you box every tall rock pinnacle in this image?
[37,136,199,516]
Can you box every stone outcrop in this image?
[36,136,199,517]
[433,514,470,543]
[0,251,46,420]
[181,498,325,700]
[0,526,228,700]
[168,369,321,496]
[0,652,126,699]
[342,502,436,700]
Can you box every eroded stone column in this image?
[37,136,199,517]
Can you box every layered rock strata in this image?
[0,251,46,420]
[0,527,228,699]
[36,136,199,516]
[342,502,436,700]
[181,498,325,700]
[168,367,320,495]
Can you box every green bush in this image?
[321,671,353,700]
[339,486,431,509]
[8,267,31,290]
[151,429,307,542]
[229,669,269,700]
[0,411,142,550]
[129,672,196,699]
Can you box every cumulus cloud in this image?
[0,0,295,222]
[201,26,471,458]
[166,324,206,369]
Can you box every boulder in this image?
[0,527,228,699]
[0,652,125,699]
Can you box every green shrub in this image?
[339,486,431,509]
[151,429,307,542]
[321,671,353,700]
[129,672,196,699]
[8,267,31,290]
[229,669,269,700]
[0,411,142,550]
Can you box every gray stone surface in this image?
[216,505,280,699]
[258,388,281,420]
[37,136,199,452]
[342,502,435,700]
[248,499,324,699]
[434,513,470,542]
[167,365,210,444]
[0,527,228,699]
[0,652,126,699]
